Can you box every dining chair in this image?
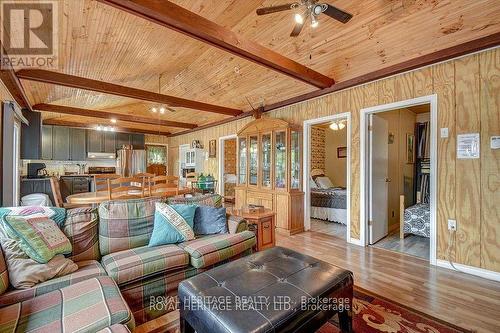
[107,176,145,200]
[93,174,121,192]
[146,175,179,197]
[49,177,91,209]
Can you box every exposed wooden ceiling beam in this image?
[0,45,32,111]
[97,0,334,89]
[43,118,170,136]
[168,33,500,137]
[34,103,197,129]
[16,69,242,116]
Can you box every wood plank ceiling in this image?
[16,0,500,135]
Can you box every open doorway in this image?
[361,96,437,263]
[218,134,237,209]
[303,113,351,241]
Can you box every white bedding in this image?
[310,207,347,225]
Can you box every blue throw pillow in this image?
[193,206,228,235]
[148,203,196,247]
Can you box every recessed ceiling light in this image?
[159,107,165,114]
[110,118,117,123]
[151,107,157,113]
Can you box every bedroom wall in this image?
[224,138,236,174]
[310,126,326,171]
[167,48,500,273]
[325,127,347,188]
[379,109,417,230]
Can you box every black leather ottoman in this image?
[178,246,353,333]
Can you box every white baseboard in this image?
[348,238,364,246]
[436,259,500,282]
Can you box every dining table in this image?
[66,188,193,205]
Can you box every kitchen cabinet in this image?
[59,176,91,201]
[41,125,53,160]
[21,110,42,159]
[103,132,116,154]
[115,132,130,149]
[131,133,145,149]
[70,128,86,161]
[87,131,102,153]
[53,126,70,161]
[20,178,54,205]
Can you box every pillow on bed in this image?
[310,177,318,189]
[315,176,333,189]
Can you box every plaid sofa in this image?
[0,194,256,331]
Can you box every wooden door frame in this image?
[218,134,237,196]
[303,112,352,244]
[360,95,438,265]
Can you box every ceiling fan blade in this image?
[256,3,298,15]
[322,4,353,23]
[290,20,305,37]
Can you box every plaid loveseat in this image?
[0,194,256,331]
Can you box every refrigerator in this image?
[116,145,146,176]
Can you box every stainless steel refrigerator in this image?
[116,145,146,176]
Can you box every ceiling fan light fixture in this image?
[311,15,319,28]
[294,13,303,24]
[338,121,345,130]
[330,122,339,131]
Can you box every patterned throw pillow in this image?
[148,203,196,247]
[193,206,228,235]
[3,215,72,263]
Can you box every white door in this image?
[369,114,389,244]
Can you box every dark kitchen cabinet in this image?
[53,126,70,161]
[103,132,116,154]
[21,109,42,159]
[115,132,130,150]
[41,125,53,160]
[87,131,102,153]
[131,134,145,149]
[70,128,86,161]
[59,176,91,201]
[20,178,54,205]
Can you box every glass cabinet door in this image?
[275,131,286,189]
[290,130,300,189]
[249,136,258,185]
[261,133,271,187]
[238,138,247,184]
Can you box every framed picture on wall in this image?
[406,133,415,164]
[337,146,347,158]
[209,139,217,158]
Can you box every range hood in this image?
[87,152,116,159]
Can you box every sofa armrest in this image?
[226,214,248,234]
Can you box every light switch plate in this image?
[448,219,457,231]
[440,128,449,138]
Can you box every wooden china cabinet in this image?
[234,117,304,235]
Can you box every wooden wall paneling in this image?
[479,49,500,272]
[394,72,415,101]
[454,55,481,266]
[349,87,364,239]
[413,66,434,97]
[433,61,456,260]
[378,76,396,105]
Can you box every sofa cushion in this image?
[0,260,106,307]
[178,231,256,268]
[0,246,7,295]
[0,276,134,333]
[193,206,228,236]
[3,215,72,263]
[96,324,132,333]
[149,203,196,247]
[99,197,161,256]
[63,207,101,262]
[167,193,222,208]
[101,244,189,285]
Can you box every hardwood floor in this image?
[371,231,430,259]
[137,231,500,333]
[310,218,347,239]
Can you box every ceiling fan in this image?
[256,1,353,37]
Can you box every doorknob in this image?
[385,177,392,182]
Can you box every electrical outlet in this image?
[448,219,457,231]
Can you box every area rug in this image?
[318,287,472,333]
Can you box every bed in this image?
[310,170,347,225]
[399,195,430,238]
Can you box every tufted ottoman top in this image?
[178,246,353,333]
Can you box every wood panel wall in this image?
[168,48,500,273]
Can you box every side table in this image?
[231,208,275,251]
